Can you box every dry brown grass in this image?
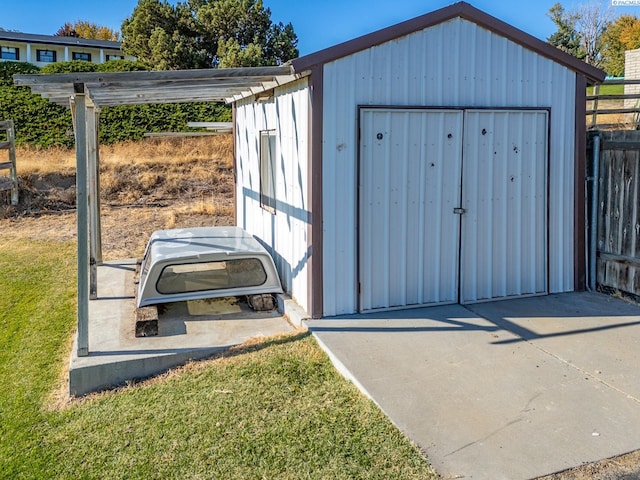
[12,146,76,175]
[15,135,233,175]
[0,135,236,260]
[8,135,235,211]
[587,113,638,130]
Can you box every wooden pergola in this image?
[13,66,298,356]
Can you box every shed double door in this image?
[358,108,548,312]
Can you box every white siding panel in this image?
[235,79,310,312]
[322,17,577,316]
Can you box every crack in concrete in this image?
[519,340,640,406]
[444,417,524,457]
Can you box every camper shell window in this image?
[157,258,268,294]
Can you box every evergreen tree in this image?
[547,3,585,60]
[121,0,298,70]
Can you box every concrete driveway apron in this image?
[306,292,640,480]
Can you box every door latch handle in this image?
[453,207,466,215]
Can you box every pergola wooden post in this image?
[87,103,102,300]
[71,86,89,357]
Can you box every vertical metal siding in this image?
[322,17,577,316]
[235,78,310,312]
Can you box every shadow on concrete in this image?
[309,293,640,344]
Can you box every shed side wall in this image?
[322,17,578,316]
[235,78,310,312]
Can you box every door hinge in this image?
[453,207,466,215]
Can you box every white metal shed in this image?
[232,2,605,317]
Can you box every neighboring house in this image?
[232,1,606,318]
[0,31,133,67]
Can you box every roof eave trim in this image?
[226,70,310,103]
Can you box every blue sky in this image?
[3,0,640,55]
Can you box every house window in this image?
[72,52,91,61]
[259,130,277,212]
[106,55,124,61]
[0,46,19,60]
[36,50,56,62]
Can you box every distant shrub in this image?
[40,60,97,74]
[0,62,72,148]
[0,84,73,148]
[0,61,40,86]
[96,60,150,72]
[100,102,231,143]
[1,60,231,147]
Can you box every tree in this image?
[74,21,120,41]
[121,0,204,70]
[55,21,120,41]
[601,14,640,76]
[548,3,583,59]
[574,2,613,68]
[547,2,613,68]
[55,23,79,37]
[121,0,298,69]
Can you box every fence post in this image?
[0,120,18,206]
[591,84,599,129]
[87,104,100,300]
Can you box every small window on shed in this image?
[259,130,277,212]
[156,258,268,294]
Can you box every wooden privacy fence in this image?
[591,131,640,298]
[0,120,18,206]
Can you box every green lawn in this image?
[0,239,437,479]
[587,84,624,96]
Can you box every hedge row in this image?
[0,60,231,148]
